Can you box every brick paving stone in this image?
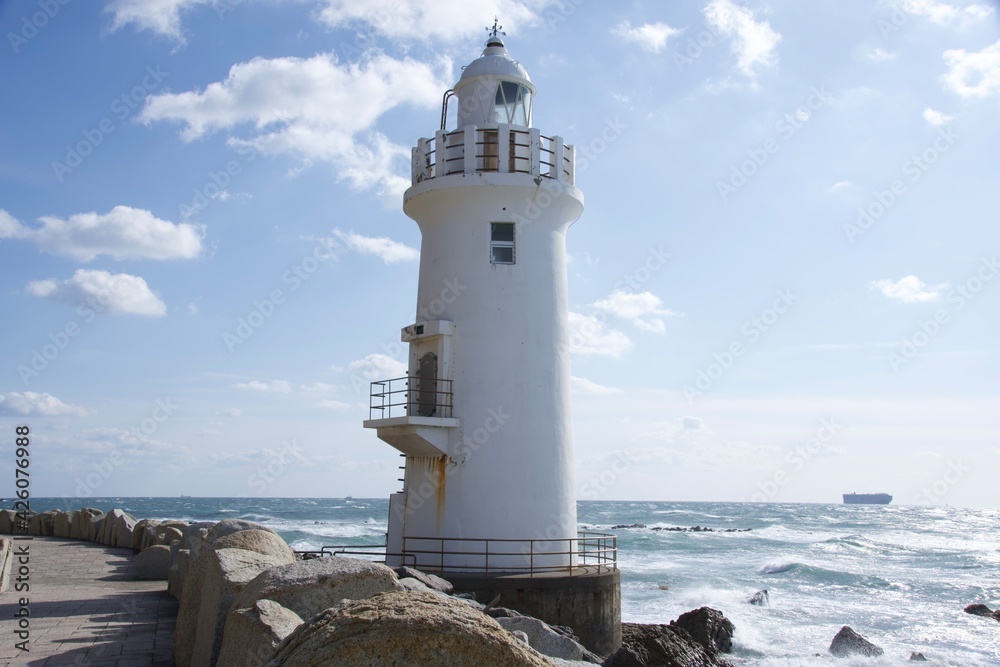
[0,538,177,666]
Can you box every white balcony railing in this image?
[411,124,575,186]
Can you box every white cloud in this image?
[104,0,212,41]
[221,408,242,417]
[942,40,1000,98]
[613,21,681,54]
[233,380,293,393]
[571,376,623,395]
[0,206,202,262]
[316,399,352,411]
[317,0,549,42]
[140,52,451,202]
[870,275,947,303]
[567,312,633,357]
[0,392,88,417]
[301,382,338,392]
[828,180,853,193]
[704,0,781,77]
[330,229,419,263]
[899,0,994,27]
[922,107,954,126]
[26,270,167,317]
[592,290,681,333]
[866,47,897,62]
[348,353,407,380]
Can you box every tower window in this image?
[490,223,515,264]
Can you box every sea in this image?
[19,498,1000,666]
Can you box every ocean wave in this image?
[758,560,896,589]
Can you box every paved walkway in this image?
[0,537,176,666]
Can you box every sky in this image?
[0,0,998,506]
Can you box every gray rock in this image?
[395,565,454,593]
[746,590,769,606]
[112,509,137,549]
[496,616,586,662]
[964,603,994,617]
[829,626,884,658]
[265,590,552,667]
[72,508,103,541]
[673,607,735,655]
[132,518,160,551]
[217,599,303,667]
[234,556,402,623]
[188,548,292,667]
[909,652,928,661]
[181,521,215,551]
[135,545,172,580]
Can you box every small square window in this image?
[490,222,515,264]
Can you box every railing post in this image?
[434,130,447,176]
[529,128,541,178]
[565,143,575,185]
[552,136,565,182]
[497,124,510,173]
[464,126,477,174]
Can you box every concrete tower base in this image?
[448,568,621,657]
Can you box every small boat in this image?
[843,493,892,504]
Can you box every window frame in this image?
[490,222,516,265]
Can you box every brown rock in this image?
[213,529,295,561]
[266,591,552,667]
[135,545,172,580]
[672,607,734,655]
[622,622,720,667]
[829,626,883,658]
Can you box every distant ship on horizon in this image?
[844,492,892,504]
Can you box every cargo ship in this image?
[843,493,892,504]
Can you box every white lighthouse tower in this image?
[364,26,619,654]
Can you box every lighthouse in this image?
[364,26,619,654]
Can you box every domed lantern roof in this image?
[453,31,535,129]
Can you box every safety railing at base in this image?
[296,532,617,578]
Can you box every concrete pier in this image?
[449,567,622,657]
[0,537,177,666]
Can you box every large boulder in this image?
[173,520,288,667]
[266,590,552,667]
[496,615,586,661]
[217,599,303,667]
[746,590,769,607]
[28,510,57,536]
[54,511,77,538]
[622,622,720,667]
[186,549,292,667]
[0,510,15,534]
[158,525,185,547]
[602,646,646,667]
[213,529,295,562]
[182,521,215,552]
[132,519,161,551]
[829,626,884,657]
[964,603,996,618]
[234,556,402,622]
[111,509,137,548]
[169,550,191,599]
[672,607,734,655]
[135,545,172,580]
[71,508,103,541]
